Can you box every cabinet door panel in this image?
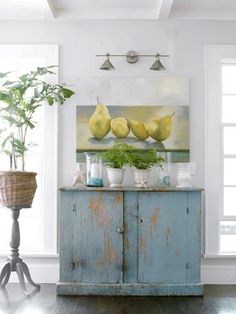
[73,191,123,283]
[123,191,138,283]
[138,192,188,283]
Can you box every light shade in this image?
[99,54,115,70]
[150,55,165,71]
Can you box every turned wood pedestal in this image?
[0,206,40,295]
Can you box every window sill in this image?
[203,254,236,259]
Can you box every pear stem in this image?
[172,112,175,117]
[96,96,100,105]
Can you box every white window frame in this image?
[205,45,236,257]
[0,44,59,255]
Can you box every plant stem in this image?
[10,154,12,170]
[19,126,25,171]
[22,155,25,171]
[13,151,17,170]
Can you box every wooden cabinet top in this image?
[59,186,203,192]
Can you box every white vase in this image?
[106,168,125,187]
[133,169,150,188]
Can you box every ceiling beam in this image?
[157,0,174,20]
[39,0,56,18]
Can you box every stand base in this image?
[0,257,40,296]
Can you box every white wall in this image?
[1,19,236,283]
[0,19,235,187]
[0,20,208,186]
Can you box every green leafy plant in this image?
[127,149,164,170]
[98,144,164,170]
[0,66,74,170]
[98,143,133,169]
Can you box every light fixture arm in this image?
[97,50,169,70]
[96,53,170,58]
[96,50,170,64]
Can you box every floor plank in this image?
[0,284,236,313]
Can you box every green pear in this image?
[111,117,130,138]
[129,119,149,140]
[148,113,174,142]
[88,101,111,139]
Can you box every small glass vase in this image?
[176,163,192,188]
[157,152,171,186]
[85,153,103,187]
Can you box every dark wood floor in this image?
[0,284,236,314]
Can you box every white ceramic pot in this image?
[133,169,150,188]
[106,168,125,187]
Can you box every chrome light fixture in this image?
[150,54,165,71]
[96,50,169,71]
[99,53,115,70]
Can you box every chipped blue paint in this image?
[57,283,203,296]
[123,192,138,283]
[59,191,74,282]
[58,189,203,296]
[138,192,189,283]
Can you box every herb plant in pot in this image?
[128,149,164,188]
[0,66,74,208]
[99,143,131,187]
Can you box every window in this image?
[206,45,236,256]
[220,63,236,252]
[0,45,58,255]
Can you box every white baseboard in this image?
[201,265,236,284]
[1,256,236,284]
[0,256,59,283]
[201,257,236,284]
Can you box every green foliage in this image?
[98,143,164,170]
[98,143,133,169]
[127,149,164,170]
[0,66,75,170]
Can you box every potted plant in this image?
[98,143,132,187]
[128,149,164,188]
[0,66,74,208]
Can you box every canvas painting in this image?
[76,77,189,161]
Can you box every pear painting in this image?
[77,104,189,162]
[147,113,175,142]
[129,119,149,140]
[88,98,111,139]
[111,117,130,138]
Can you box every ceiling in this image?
[0,0,236,20]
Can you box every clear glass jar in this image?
[85,153,103,187]
[157,152,171,186]
[176,163,192,188]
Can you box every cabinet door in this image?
[138,192,189,283]
[73,191,123,283]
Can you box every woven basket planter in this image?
[0,171,37,208]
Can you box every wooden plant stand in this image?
[0,206,40,295]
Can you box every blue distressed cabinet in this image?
[57,187,203,296]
